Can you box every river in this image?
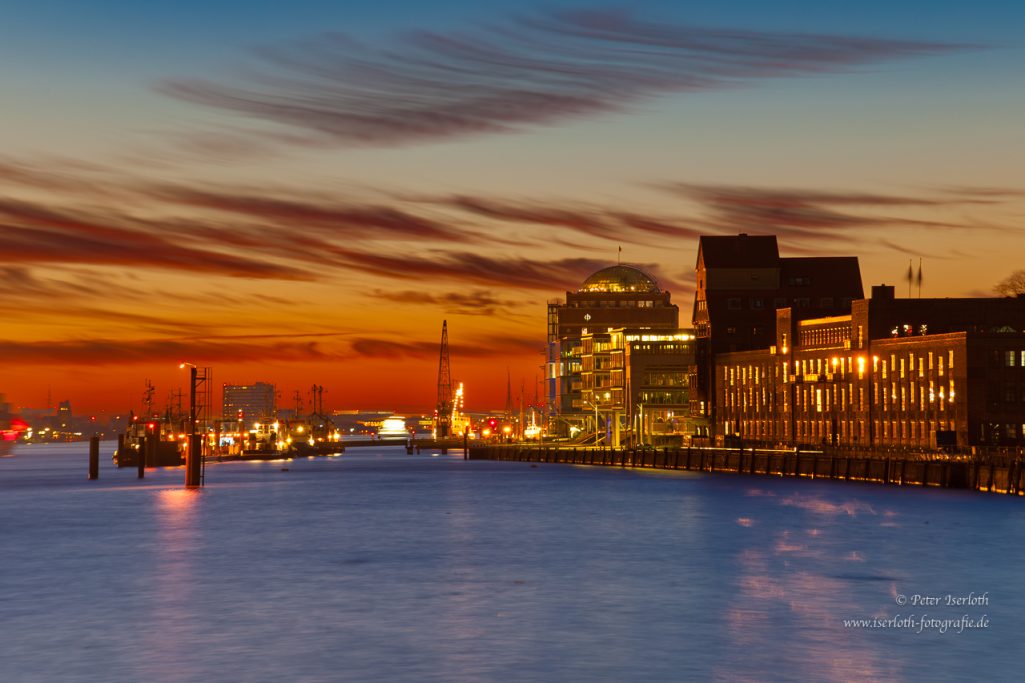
[1,442,1021,682]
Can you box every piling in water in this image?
[88,436,99,480]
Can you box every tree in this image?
[994,270,1025,297]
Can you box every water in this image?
[1,443,1022,682]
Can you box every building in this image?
[547,265,679,432]
[691,234,864,435]
[716,285,1025,448]
[580,328,696,446]
[222,382,276,421]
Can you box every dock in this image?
[467,445,1025,495]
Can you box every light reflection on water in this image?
[1,442,1023,682]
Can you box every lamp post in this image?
[179,362,203,488]
[582,397,600,445]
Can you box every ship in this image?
[0,396,28,456]
[113,418,186,468]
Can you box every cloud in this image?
[348,334,540,360]
[441,195,704,244]
[158,9,966,147]
[669,183,994,243]
[329,247,609,291]
[0,197,314,280]
[0,337,332,366]
[369,288,526,315]
[149,185,466,241]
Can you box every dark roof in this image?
[698,234,779,268]
[780,257,864,299]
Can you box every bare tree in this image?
[994,270,1025,297]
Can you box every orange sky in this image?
[2,4,1024,416]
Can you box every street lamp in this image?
[179,362,202,488]
[582,398,600,445]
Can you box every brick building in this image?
[717,286,1025,447]
[691,234,863,435]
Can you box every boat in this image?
[283,413,344,456]
[0,395,28,456]
[113,418,186,468]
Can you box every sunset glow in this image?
[2,1,1023,416]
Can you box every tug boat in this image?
[113,418,185,468]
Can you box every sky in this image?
[2,0,1024,417]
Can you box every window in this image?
[819,297,834,308]
[751,298,764,309]
[774,297,787,308]
[1006,351,1018,367]
[728,298,742,310]
[795,298,810,308]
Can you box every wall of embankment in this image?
[467,445,1025,495]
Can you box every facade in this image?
[716,286,1025,447]
[547,265,679,431]
[691,234,864,435]
[222,382,276,421]
[579,328,696,445]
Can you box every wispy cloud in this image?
[369,288,526,316]
[348,333,539,360]
[158,9,966,147]
[331,248,621,291]
[668,183,999,243]
[0,337,332,365]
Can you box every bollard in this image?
[88,435,99,480]
[464,433,469,460]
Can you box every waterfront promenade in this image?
[469,444,1025,495]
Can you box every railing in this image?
[466,444,1025,495]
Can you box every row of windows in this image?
[725,296,851,311]
[799,325,851,348]
[1001,351,1025,367]
[722,418,963,445]
[725,377,955,410]
[573,299,658,308]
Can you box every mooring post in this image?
[463,432,469,460]
[88,435,99,480]
[186,434,203,488]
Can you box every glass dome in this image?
[579,265,661,293]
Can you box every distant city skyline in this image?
[2,1,1024,413]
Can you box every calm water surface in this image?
[1,443,1022,682]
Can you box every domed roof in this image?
[579,265,661,293]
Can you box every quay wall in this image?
[467,445,1025,496]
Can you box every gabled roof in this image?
[698,234,779,269]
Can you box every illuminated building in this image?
[580,328,696,446]
[222,382,276,421]
[692,234,864,436]
[547,265,679,433]
[717,285,1025,447]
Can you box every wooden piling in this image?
[88,435,99,480]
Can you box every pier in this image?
[468,444,1025,495]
